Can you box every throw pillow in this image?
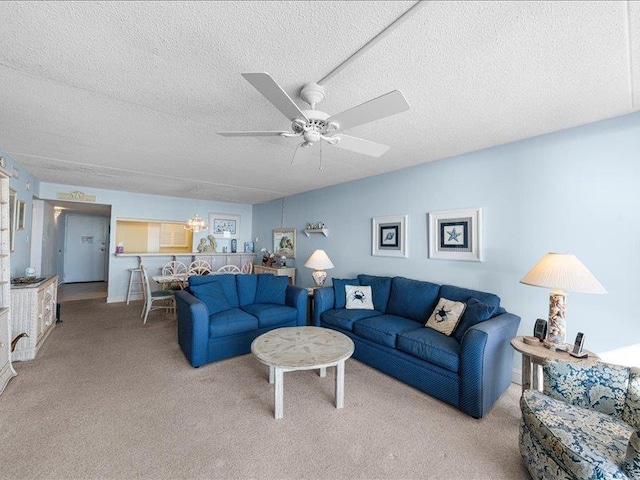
[254,274,288,305]
[425,298,466,336]
[190,281,232,316]
[332,278,360,309]
[345,285,374,310]
[452,297,495,342]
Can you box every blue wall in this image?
[0,148,40,278]
[37,183,254,302]
[253,111,640,363]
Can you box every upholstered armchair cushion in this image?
[521,389,634,478]
[520,360,640,480]
[543,360,630,419]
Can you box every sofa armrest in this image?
[285,285,308,326]
[459,312,521,418]
[542,360,631,419]
[312,287,335,326]
[175,290,210,368]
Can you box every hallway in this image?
[57,282,107,303]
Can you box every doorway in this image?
[63,214,109,283]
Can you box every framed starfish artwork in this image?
[372,215,408,258]
[428,208,482,261]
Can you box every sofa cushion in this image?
[345,285,374,310]
[397,327,461,372]
[236,274,258,306]
[521,389,633,479]
[358,274,393,312]
[387,277,441,322]
[321,308,383,332]
[241,304,298,328]
[189,274,239,307]
[353,314,422,348]
[439,285,500,316]
[452,297,495,342]
[190,281,232,316]
[208,308,258,337]
[332,277,360,309]
[254,274,287,305]
[426,298,466,336]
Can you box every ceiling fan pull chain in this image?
[319,142,323,171]
[291,142,303,166]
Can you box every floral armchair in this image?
[519,359,640,479]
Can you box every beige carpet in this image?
[0,299,530,480]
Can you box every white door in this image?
[63,214,108,283]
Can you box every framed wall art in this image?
[428,208,482,262]
[273,228,296,258]
[16,200,26,230]
[8,189,16,251]
[372,214,408,258]
[209,213,240,239]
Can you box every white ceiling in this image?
[1,1,638,205]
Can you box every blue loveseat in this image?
[313,274,520,418]
[175,274,307,367]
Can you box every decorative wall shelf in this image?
[303,228,328,237]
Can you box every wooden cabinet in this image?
[11,276,58,361]
[253,265,296,285]
[0,173,15,394]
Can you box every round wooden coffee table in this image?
[251,326,354,419]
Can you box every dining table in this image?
[151,273,189,290]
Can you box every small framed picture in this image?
[209,213,240,239]
[17,200,26,230]
[428,208,482,262]
[273,228,296,259]
[372,215,408,258]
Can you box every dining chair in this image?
[161,260,187,290]
[240,261,253,274]
[188,259,212,276]
[140,264,176,324]
[216,264,241,274]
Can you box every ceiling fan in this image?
[217,73,410,158]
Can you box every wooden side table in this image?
[252,265,296,285]
[510,336,600,393]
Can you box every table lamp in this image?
[520,252,606,347]
[304,250,334,287]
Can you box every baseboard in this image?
[512,367,522,385]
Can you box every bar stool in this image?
[126,267,144,305]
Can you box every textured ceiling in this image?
[0,1,638,204]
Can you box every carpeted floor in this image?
[1,299,530,480]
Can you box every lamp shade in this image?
[304,250,335,270]
[520,253,606,294]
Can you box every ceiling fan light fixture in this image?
[300,82,325,108]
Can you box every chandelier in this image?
[184,213,207,233]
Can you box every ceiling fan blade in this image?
[330,134,390,157]
[327,90,409,131]
[217,130,289,137]
[241,73,309,123]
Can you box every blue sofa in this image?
[175,274,307,367]
[313,274,521,418]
